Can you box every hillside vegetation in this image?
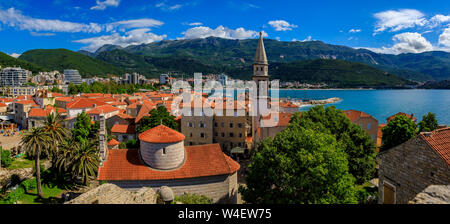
[19,49,123,77]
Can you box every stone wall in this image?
[409,185,450,204]
[140,141,185,170]
[109,173,238,204]
[66,183,156,204]
[378,137,450,204]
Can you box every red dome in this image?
[139,125,185,143]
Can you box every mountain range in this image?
[1,37,449,87]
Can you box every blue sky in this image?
[0,0,449,56]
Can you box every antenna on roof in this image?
[160,119,163,125]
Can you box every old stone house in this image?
[377,127,450,204]
[98,125,240,203]
[344,110,378,142]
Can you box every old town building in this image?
[98,125,240,203]
[377,127,450,204]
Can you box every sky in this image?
[0,0,449,57]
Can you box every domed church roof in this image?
[138,125,185,143]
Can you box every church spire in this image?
[254,32,268,65]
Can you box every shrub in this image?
[125,139,139,149]
[20,178,37,192]
[174,193,213,204]
[1,148,14,168]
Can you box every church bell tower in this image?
[252,32,269,143]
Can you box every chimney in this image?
[422,132,433,137]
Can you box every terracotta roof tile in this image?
[138,125,185,143]
[111,124,136,134]
[344,110,374,123]
[420,127,450,166]
[28,108,50,117]
[387,112,417,123]
[15,100,35,105]
[67,98,107,109]
[97,144,240,181]
[87,105,120,115]
[108,139,120,146]
[0,103,6,107]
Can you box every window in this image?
[200,122,206,128]
[238,123,243,128]
[190,133,193,137]
[221,133,225,137]
[230,123,233,128]
[229,133,234,137]
[215,132,218,137]
[200,133,205,138]
[214,122,218,127]
[239,133,243,138]
[188,122,193,128]
[221,122,224,127]
[162,148,166,155]
[238,142,242,147]
[367,123,372,130]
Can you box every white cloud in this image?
[349,29,361,33]
[0,8,102,33]
[268,20,298,31]
[181,26,265,40]
[74,28,167,51]
[363,32,434,54]
[374,9,427,34]
[91,0,120,10]
[30,32,56,36]
[188,22,203,26]
[9,53,21,58]
[439,27,450,48]
[429,14,450,28]
[109,19,164,30]
[155,2,183,11]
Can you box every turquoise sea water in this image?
[277,89,450,125]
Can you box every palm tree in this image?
[71,140,99,185]
[43,112,69,163]
[21,127,51,197]
[56,139,99,186]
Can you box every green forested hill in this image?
[93,37,450,81]
[0,51,46,73]
[18,49,123,77]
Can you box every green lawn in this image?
[19,184,64,204]
[7,158,46,170]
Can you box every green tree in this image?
[21,128,51,197]
[137,106,178,133]
[43,113,70,162]
[68,82,78,95]
[418,112,438,132]
[55,139,99,186]
[240,127,357,204]
[72,112,93,144]
[289,106,376,184]
[381,115,417,151]
[1,147,14,168]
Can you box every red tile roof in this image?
[108,139,120,146]
[28,108,50,117]
[0,103,6,107]
[387,112,417,123]
[138,125,185,143]
[66,98,107,109]
[87,105,120,115]
[420,127,450,166]
[111,124,136,134]
[97,144,240,181]
[344,110,375,123]
[261,112,296,127]
[15,100,35,105]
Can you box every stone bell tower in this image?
[252,32,270,143]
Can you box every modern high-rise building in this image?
[131,73,140,84]
[218,73,228,87]
[160,74,169,85]
[0,67,31,86]
[64,69,82,85]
